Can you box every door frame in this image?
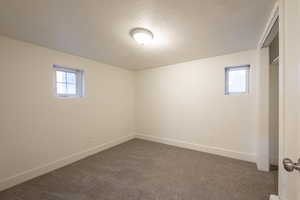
[257,0,287,199]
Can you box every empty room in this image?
[0,0,299,200]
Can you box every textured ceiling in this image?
[0,0,276,70]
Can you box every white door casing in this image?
[257,1,279,173]
[278,0,300,199]
[259,0,299,199]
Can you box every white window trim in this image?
[225,65,250,95]
[53,65,85,98]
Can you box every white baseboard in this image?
[270,195,280,200]
[136,134,256,163]
[257,156,271,172]
[0,134,135,192]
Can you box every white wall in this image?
[135,50,259,162]
[0,36,135,190]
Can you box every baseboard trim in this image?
[270,195,280,200]
[136,134,256,163]
[0,134,135,192]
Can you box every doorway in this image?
[259,13,279,195]
[269,60,279,169]
[268,33,279,193]
[259,1,300,199]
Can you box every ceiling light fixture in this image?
[130,28,154,45]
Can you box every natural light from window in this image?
[53,65,84,98]
[225,65,249,95]
[56,71,76,95]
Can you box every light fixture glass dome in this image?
[130,28,154,45]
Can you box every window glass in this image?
[66,72,76,84]
[56,71,66,83]
[53,65,84,98]
[225,65,249,95]
[57,83,67,94]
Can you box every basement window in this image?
[53,65,84,98]
[225,65,250,95]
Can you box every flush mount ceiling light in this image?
[130,28,154,45]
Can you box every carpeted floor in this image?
[0,139,277,200]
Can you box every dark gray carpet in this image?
[0,139,277,200]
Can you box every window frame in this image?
[225,65,250,95]
[53,65,85,98]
